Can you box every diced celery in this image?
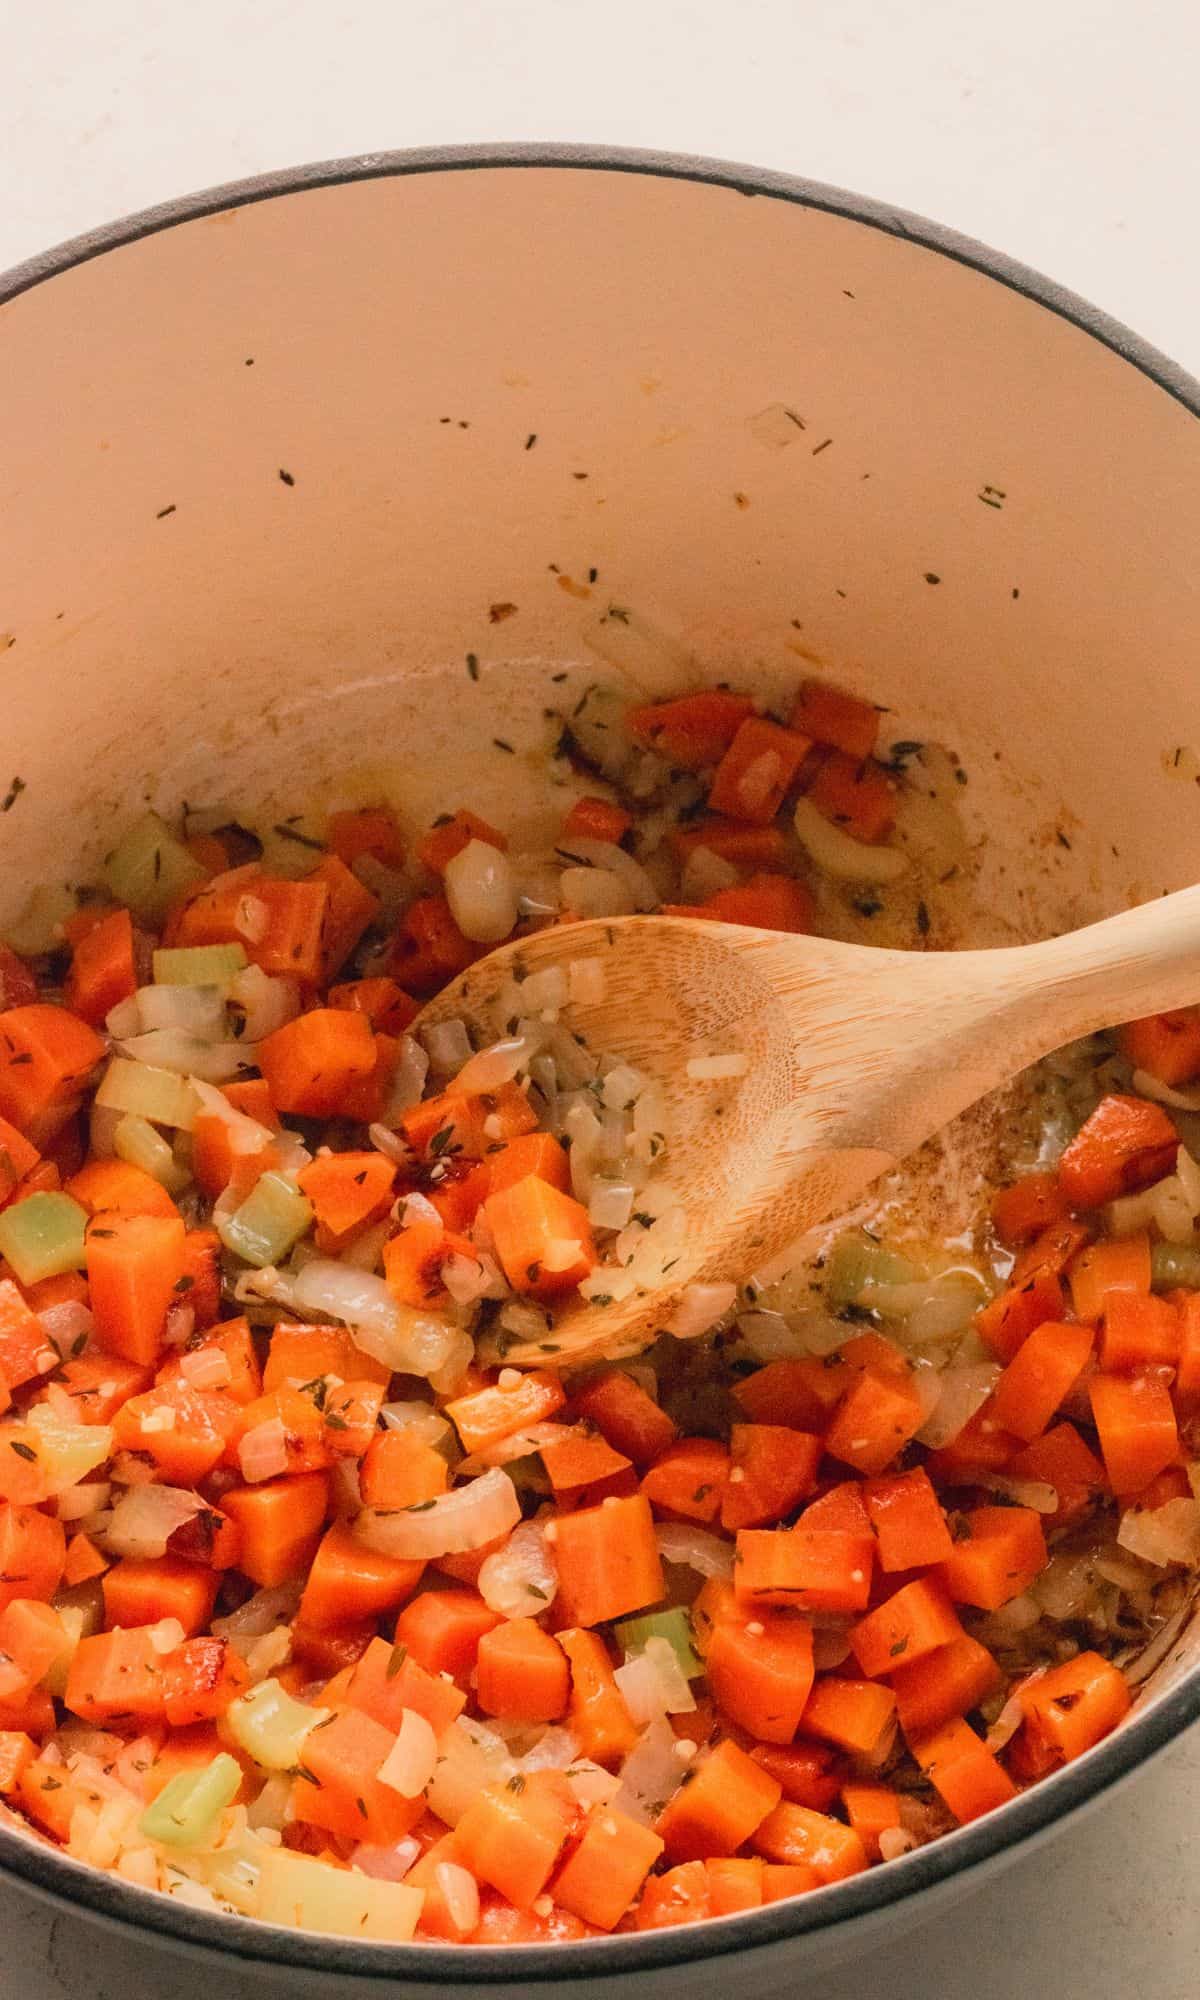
[114,1114,191,1194]
[255,1845,423,1940]
[1151,1242,1200,1291]
[152,943,248,987]
[825,1230,917,1310]
[217,1172,313,1268]
[226,1678,329,1770]
[614,1607,704,1679]
[0,1191,88,1284]
[140,1753,242,1849]
[25,1406,113,1492]
[94,1057,201,1131]
[103,812,206,925]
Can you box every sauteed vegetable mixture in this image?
[0,673,1194,1942]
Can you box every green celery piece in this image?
[824,1230,917,1310]
[0,1191,88,1284]
[614,1607,704,1679]
[218,1172,312,1267]
[140,1753,242,1849]
[226,1678,329,1769]
[104,812,205,925]
[152,943,248,987]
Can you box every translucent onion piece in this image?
[655,1522,735,1579]
[117,1029,257,1084]
[615,1640,695,1724]
[379,1401,453,1450]
[1118,1498,1200,1567]
[353,1836,422,1883]
[421,1018,473,1077]
[433,1862,479,1937]
[1132,1068,1200,1112]
[559,838,659,911]
[666,1283,737,1341]
[566,1760,622,1809]
[679,846,740,903]
[915,1361,1000,1447]
[611,1716,687,1826]
[478,1521,558,1619]
[211,1579,304,1641]
[456,1037,538,1095]
[444,840,519,944]
[588,1180,636,1231]
[381,1036,430,1123]
[355,1468,520,1560]
[187,1077,274,1156]
[793,797,909,882]
[559,867,636,919]
[37,1300,94,1361]
[134,983,227,1039]
[229,965,301,1043]
[377,1709,439,1797]
[105,1484,206,1559]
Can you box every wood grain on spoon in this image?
[417,891,1200,1366]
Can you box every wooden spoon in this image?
[418,893,1200,1366]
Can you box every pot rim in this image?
[1,139,1198,1981]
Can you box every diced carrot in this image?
[162,1315,262,1406]
[552,1805,664,1930]
[987,1320,1094,1442]
[707,1609,815,1744]
[802,1676,896,1756]
[305,854,380,980]
[326,805,406,872]
[748,1741,842,1811]
[939,1506,1047,1611]
[641,1437,730,1525]
[393,1588,500,1686]
[0,1280,57,1390]
[733,1357,843,1431]
[476,1618,570,1723]
[557,1626,638,1767]
[289,1620,375,1679]
[734,1526,875,1614]
[540,1431,634,1507]
[911,1716,1016,1824]
[571,1370,678,1467]
[484,1177,596,1297]
[0,1731,35,1795]
[262,1321,390,1393]
[0,950,37,1011]
[1118,1009,1200,1086]
[790,681,879,760]
[752,1802,868,1882]
[382,1219,451,1310]
[1011,1217,1093,1287]
[392,894,480,993]
[806,752,896,843]
[102,1556,218,1637]
[627,691,756,770]
[65,1628,168,1722]
[840,1781,901,1861]
[562,795,633,846]
[850,1576,963,1678]
[669,821,791,869]
[1174,1293,1200,1410]
[1100,1291,1179,1372]
[0,1005,105,1145]
[0,1116,40,1206]
[1058,1094,1178,1209]
[190,1112,276,1203]
[417,809,508,878]
[1089,1373,1180,1495]
[469,1888,596,1945]
[345,1634,466,1739]
[320,1377,385,1459]
[863,1467,954,1571]
[1015,1651,1131,1772]
[1068,1234,1151,1322]
[360,1431,449,1511]
[87,1211,188,1367]
[892,1633,1003,1742]
[0,1502,64,1614]
[823,1365,926,1475]
[445,1370,566,1455]
[161,1636,251,1726]
[702,874,816,934]
[0,1600,67,1698]
[707,717,812,825]
[290,1705,425,1847]
[20,1755,88,1838]
[991,1172,1073,1248]
[1007,1422,1108,1526]
[455,1769,580,1910]
[298,1520,424,1628]
[67,1157,180,1221]
[63,1532,109,1587]
[635,1858,713,1928]
[296,1150,395,1241]
[257,1007,376,1117]
[975,1269,1065,1363]
[219,1472,329,1586]
[552,1494,664,1628]
[484,1134,568,1201]
[112,1380,242,1484]
[704,1855,765,1914]
[657,1739,782,1862]
[328,976,420,1034]
[64,908,138,1028]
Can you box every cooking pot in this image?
[2,143,1199,1995]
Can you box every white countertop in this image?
[2,3,1199,1994]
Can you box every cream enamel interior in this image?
[3,157,1200,1939]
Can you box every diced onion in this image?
[655,1522,734,1578]
[616,1638,696,1723]
[915,1361,1000,1446]
[229,965,301,1042]
[37,1300,95,1360]
[1118,1498,1200,1567]
[213,1580,304,1641]
[357,1469,520,1560]
[238,1417,289,1483]
[793,797,908,882]
[134,983,227,1039]
[382,1036,431,1122]
[104,1484,206,1559]
[979,1475,1058,1513]
[377,1709,439,1797]
[679,846,741,903]
[588,1180,636,1231]
[1132,1068,1200,1111]
[380,1400,454,1449]
[562,838,659,912]
[288,1260,464,1381]
[666,1283,737,1340]
[611,1716,687,1825]
[180,1345,234,1392]
[478,1521,558,1619]
[559,867,636,918]
[353,1837,422,1883]
[421,1018,473,1076]
[456,1037,538,1095]
[117,1029,257,1084]
[433,1862,480,1937]
[444,840,519,944]
[566,1760,622,1809]
[188,1076,274,1156]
